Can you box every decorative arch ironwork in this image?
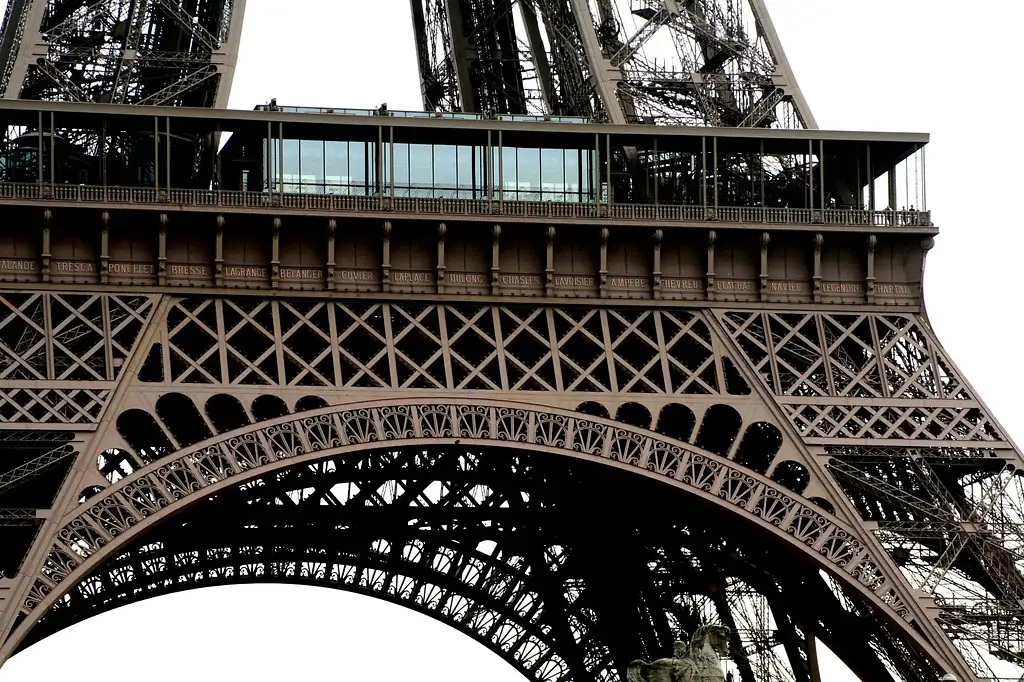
[7,398,944,679]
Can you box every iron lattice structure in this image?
[0,288,1021,682]
[0,1,1021,681]
[0,0,813,127]
[407,0,815,125]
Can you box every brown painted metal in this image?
[0,109,1018,682]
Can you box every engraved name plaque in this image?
[108,262,157,285]
[335,269,379,292]
[766,280,811,302]
[167,263,214,287]
[820,280,865,303]
[713,279,758,301]
[279,267,325,290]
[391,270,434,293]
[553,274,597,297]
[444,271,489,294]
[51,260,98,283]
[660,277,705,300]
[223,265,269,288]
[0,259,39,282]
[606,276,649,298]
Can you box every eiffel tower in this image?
[0,2,1019,681]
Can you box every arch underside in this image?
[21,438,940,682]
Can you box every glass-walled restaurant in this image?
[219,120,928,215]
[0,101,929,218]
[265,139,594,202]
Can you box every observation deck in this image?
[0,100,932,308]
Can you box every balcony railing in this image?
[0,183,934,228]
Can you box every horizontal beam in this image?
[0,98,931,146]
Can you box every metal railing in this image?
[255,104,591,124]
[0,183,933,228]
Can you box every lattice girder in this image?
[0,0,244,106]
[717,311,1007,447]
[0,290,1019,682]
[716,308,1024,677]
[1,402,949,681]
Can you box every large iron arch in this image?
[6,399,944,678]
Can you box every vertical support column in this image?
[866,143,874,213]
[157,214,168,286]
[436,222,447,294]
[545,226,555,297]
[812,233,823,303]
[652,229,663,300]
[712,136,719,213]
[921,146,928,212]
[700,137,707,211]
[326,219,337,290]
[389,126,395,204]
[491,225,501,295]
[706,230,717,301]
[604,134,612,212]
[497,130,504,204]
[599,227,609,297]
[866,235,877,304]
[759,232,770,301]
[154,116,160,192]
[36,112,44,189]
[806,138,813,211]
[382,221,392,293]
[165,116,172,193]
[40,209,51,283]
[214,216,225,287]
[48,113,55,188]
[266,120,274,195]
[819,140,826,214]
[278,122,285,204]
[759,140,766,208]
[486,130,493,212]
[888,165,898,212]
[99,212,110,284]
[270,217,281,289]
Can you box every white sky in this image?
[4,0,1024,680]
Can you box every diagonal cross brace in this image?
[0,444,75,497]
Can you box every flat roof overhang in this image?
[0,99,928,179]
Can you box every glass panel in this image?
[433,145,457,198]
[456,145,475,199]
[541,148,564,202]
[516,146,540,201]
[392,143,409,196]
[281,139,299,193]
[265,138,274,192]
[408,143,432,197]
[324,140,349,194]
[502,147,517,200]
[300,139,325,194]
[576,149,590,201]
[348,142,368,195]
